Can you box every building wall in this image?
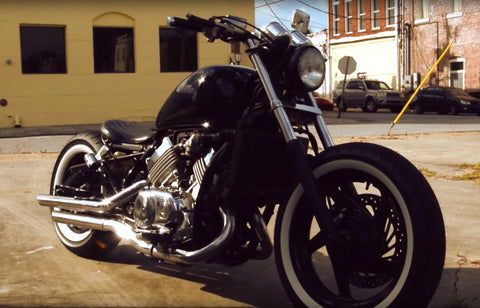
[403,0,480,90]
[0,0,254,128]
[331,36,397,87]
[328,0,398,89]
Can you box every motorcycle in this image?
[37,14,445,307]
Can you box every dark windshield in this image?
[446,87,469,97]
[365,81,391,90]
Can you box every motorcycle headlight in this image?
[288,45,326,91]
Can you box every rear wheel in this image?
[275,142,445,308]
[50,131,119,259]
[413,104,423,114]
[450,104,459,115]
[364,98,377,112]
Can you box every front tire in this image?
[50,131,119,259]
[275,142,445,307]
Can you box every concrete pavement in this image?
[0,119,479,307]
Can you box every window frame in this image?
[333,0,340,36]
[92,26,135,74]
[345,0,353,34]
[358,0,366,32]
[414,0,429,24]
[386,0,396,27]
[447,0,462,18]
[371,0,380,29]
[449,58,465,89]
[19,25,67,74]
[159,27,198,73]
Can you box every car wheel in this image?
[450,104,459,115]
[364,98,377,113]
[413,104,423,114]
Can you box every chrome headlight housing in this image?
[288,45,326,91]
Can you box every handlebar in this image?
[167,14,254,43]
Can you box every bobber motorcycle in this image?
[37,14,445,307]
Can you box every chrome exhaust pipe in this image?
[50,208,235,265]
[37,180,148,213]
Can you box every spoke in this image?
[328,185,358,209]
[327,246,354,300]
[308,231,327,254]
[331,258,353,299]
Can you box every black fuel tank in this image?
[156,65,258,130]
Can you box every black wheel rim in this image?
[288,168,408,307]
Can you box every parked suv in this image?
[410,86,480,115]
[333,79,405,112]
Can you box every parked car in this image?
[410,86,480,115]
[312,93,334,111]
[466,89,480,99]
[333,79,405,113]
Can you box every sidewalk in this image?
[1,116,480,154]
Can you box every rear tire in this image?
[50,131,119,259]
[413,104,423,114]
[275,142,445,308]
[364,98,377,112]
[450,104,459,115]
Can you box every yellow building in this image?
[0,0,254,128]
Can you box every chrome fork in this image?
[246,39,334,148]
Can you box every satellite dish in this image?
[291,9,310,34]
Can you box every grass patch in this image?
[452,163,480,183]
[420,168,438,178]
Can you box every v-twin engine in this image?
[133,136,213,240]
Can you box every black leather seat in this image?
[101,120,156,144]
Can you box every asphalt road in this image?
[1,130,480,307]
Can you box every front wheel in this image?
[275,142,445,307]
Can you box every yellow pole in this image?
[388,41,453,135]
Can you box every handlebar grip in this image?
[167,16,204,32]
[186,13,216,27]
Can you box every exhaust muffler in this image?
[37,180,148,213]
[50,208,235,265]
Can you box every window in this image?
[415,0,429,21]
[447,0,462,18]
[358,0,366,31]
[93,27,134,73]
[372,0,380,29]
[449,58,464,89]
[333,1,340,35]
[20,26,67,74]
[160,28,197,72]
[386,0,396,27]
[345,0,353,33]
[347,81,365,89]
[450,0,461,12]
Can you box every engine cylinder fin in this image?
[149,147,178,186]
[193,157,207,186]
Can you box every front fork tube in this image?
[248,40,336,236]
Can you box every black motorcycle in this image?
[38,14,445,307]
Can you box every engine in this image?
[132,135,214,242]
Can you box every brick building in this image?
[327,0,480,95]
[328,0,400,92]
[402,0,480,91]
